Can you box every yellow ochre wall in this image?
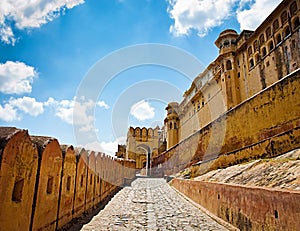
[0,129,136,231]
[153,69,300,175]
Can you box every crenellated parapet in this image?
[125,126,166,171]
[0,127,136,231]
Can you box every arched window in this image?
[294,17,300,29]
[266,27,272,40]
[249,59,254,68]
[281,11,288,24]
[174,122,177,129]
[255,54,260,63]
[226,60,232,70]
[262,47,267,57]
[67,176,71,191]
[169,122,172,130]
[259,34,265,45]
[284,26,291,37]
[276,34,282,44]
[290,1,298,16]
[273,19,279,32]
[12,178,24,202]
[47,176,53,194]
[248,46,253,56]
[223,40,230,46]
[254,40,259,51]
[269,41,274,51]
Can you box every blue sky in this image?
[0,0,281,155]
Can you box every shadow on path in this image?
[59,187,121,231]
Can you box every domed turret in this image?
[215,29,239,55]
[164,102,179,149]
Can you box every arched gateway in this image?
[119,126,166,176]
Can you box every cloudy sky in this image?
[0,0,281,156]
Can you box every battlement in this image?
[128,126,160,138]
[0,127,136,230]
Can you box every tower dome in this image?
[215,29,238,49]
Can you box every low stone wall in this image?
[172,179,300,231]
[190,125,300,177]
[0,127,136,231]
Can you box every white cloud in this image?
[84,141,116,157]
[44,97,56,107]
[97,101,110,109]
[45,97,109,134]
[0,26,16,45]
[167,0,239,37]
[98,141,118,157]
[0,96,109,126]
[51,98,74,124]
[237,0,282,31]
[0,96,44,121]
[48,98,90,125]
[79,124,99,133]
[116,136,126,144]
[0,103,18,122]
[84,136,126,157]
[9,96,44,116]
[167,0,282,37]
[130,100,155,121]
[0,0,85,44]
[0,61,37,94]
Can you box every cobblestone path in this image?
[81,178,229,230]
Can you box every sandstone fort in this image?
[0,0,299,230]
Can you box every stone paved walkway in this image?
[81,178,229,231]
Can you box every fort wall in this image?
[73,148,88,218]
[30,137,63,231]
[94,153,102,205]
[57,145,76,229]
[0,128,136,231]
[167,0,300,147]
[85,151,96,211]
[0,128,38,231]
[153,69,300,176]
[171,179,300,231]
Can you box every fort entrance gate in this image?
[126,126,165,175]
